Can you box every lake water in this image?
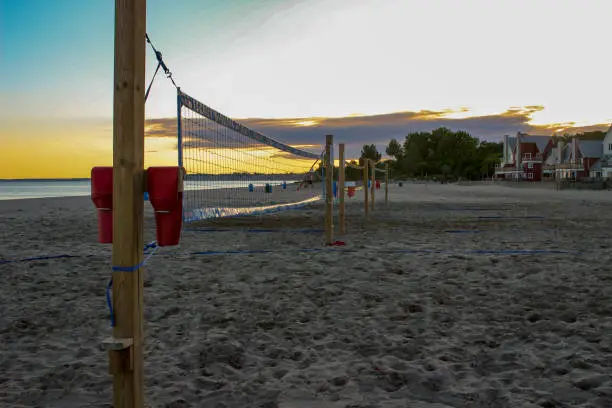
[0,179,299,201]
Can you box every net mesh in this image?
[178,91,323,222]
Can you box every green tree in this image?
[359,144,382,166]
[403,132,435,176]
[384,127,502,180]
[385,139,403,159]
[476,141,503,177]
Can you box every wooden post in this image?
[325,135,334,245]
[385,162,389,205]
[108,0,146,406]
[363,159,369,217]
[370,160,375,211]
[338,143,345,234]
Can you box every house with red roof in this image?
[494,132,554,181]
[496,127,610,181]
[554,138,602,179]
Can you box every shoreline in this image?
[0,179,312,202]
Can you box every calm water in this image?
[0,179,299,201]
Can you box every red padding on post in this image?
[147,166,183,246]
[91,166,113,244]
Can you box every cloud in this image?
[237,107,608,158]
[144,108,610,160]
[145,118,177,138]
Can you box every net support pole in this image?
[385,162,389,205]
[370,160,375,211]
[321,157,325,197]
[177,88,183,167]
[363,159,369,217]
[324,135,334,245]
[338,143,345,234]
[108,0,146,406]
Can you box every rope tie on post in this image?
[105,241,158,327]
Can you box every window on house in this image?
[528,163,533,169]
[609,143,612,151]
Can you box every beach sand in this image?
[1,182,612,407]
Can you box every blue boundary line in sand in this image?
[0,254,78,265]
[0,248,578,265]
[377,215,546,221]
[478,215,545,220]
[446,208,512,211]
[191,248,576,256]
[0,240,158,266]
[184,227,323,234]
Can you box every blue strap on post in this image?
[106,242,158,327]
[112,263,147,272]
[106,279,115,327]
[112,241,158,271]
[143,240,157,253]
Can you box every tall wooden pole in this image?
[338,143,345,234]
[325,135,334,245]
[385,162,389,205]
[370,160,375,211]
[109,0,146,406]
[363,159,369,217]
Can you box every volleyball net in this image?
[177,91,324,222]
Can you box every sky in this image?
[1,0,611,178]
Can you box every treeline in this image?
[384,127,503,180]
[313,127,503,182]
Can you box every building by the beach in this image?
[495,125,612,181]
[552,138,602,180]
[594,125,612,178]
[495,132,554,181]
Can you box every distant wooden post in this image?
[338,143,345,234]
[325,135,334,245]
[370,160,375,211]
[106,0,146,407]
[363,159,369,217]
[385,162,389,205]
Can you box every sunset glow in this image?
[1,0,610,178]
[292,120,318,127]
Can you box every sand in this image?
[1,182,612,407]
